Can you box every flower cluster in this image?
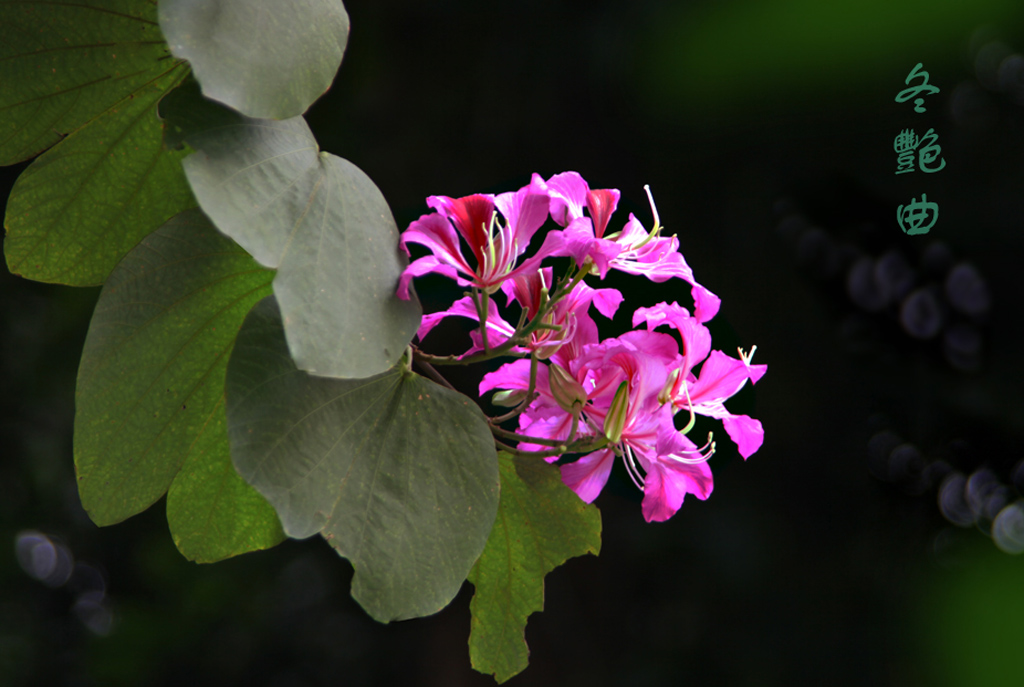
[399,171,766,522]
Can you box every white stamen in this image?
[643,184,660,231]
[622,444,646,489]
[738,345,758,365]
[485,212,499,275]
[668,432,716,464]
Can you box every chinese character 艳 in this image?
[895,63,939,113]
[897,193,939,235]
[893,128,946,175]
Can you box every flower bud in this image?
[491,389,525,407]
[548,363,586,414]
[603,380,630,444]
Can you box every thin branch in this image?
[413,358,455,390]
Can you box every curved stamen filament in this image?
[677,377,698,435]
[669,432,716,465]
[644,184,661,233]
[629,184,665,252]
[622,444,646,489]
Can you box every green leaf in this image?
[0,0,194,285]
[468,452,602,683]
[226,297,499,622]
[0,0,187,165]
[4,78,195,285]
[159,83,421,379]
[75,209,283,562]
[159,0,349,119]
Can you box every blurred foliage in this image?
[644,0,1024,116]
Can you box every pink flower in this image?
[558,338,716,522]
[482,329,717,522]
[397,174,563,298]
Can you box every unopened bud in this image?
[603,381,629,444]
[491,389,525,407]
[548,363,586,414]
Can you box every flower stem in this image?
[413,357,455,390]
[489,424,567,447]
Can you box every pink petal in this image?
[587,238,625,279]
[632,301,690,329]
[546,171,589,226]
[689,350,766,406]
[426,194,495,263]
[632,302,712,370]
[722,414,764,459]
[591,288,624,319]
[494,173,550,251]
[397,255,461,300]
[586,188,621,239]
[479,358,535,395]
[560,449,616,503]
[690,283,721,323]
[560,217,598,267]
[401,213,474,276]
[641,459,713,523]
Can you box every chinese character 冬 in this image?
[893,128,946,175]
[897,194,939,235]
[895,63,939,113]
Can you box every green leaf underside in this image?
[159,82,421,379]
[75,209,282,562]
[226,297,499,622]
[468,452,602,683]
[4,71,194,285]
[159,0,349,120]
[0,0,186,166]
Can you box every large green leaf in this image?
[160,83,421,378]
[0,0,194,285]
[226,297,499,621]
[75,209,283,561]
[468,452,602,683]
[159,0,349,119]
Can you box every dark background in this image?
[4,0,1024,685]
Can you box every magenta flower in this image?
[397,174,562,299]
[401,172,766,525]
[482,328,717,522]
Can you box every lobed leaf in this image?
[226,297,499,622]
[74,209,283,561]
[468,452,602,683]
[160,83,421,379]
[159,0,349,119]
[0,0,194,285]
